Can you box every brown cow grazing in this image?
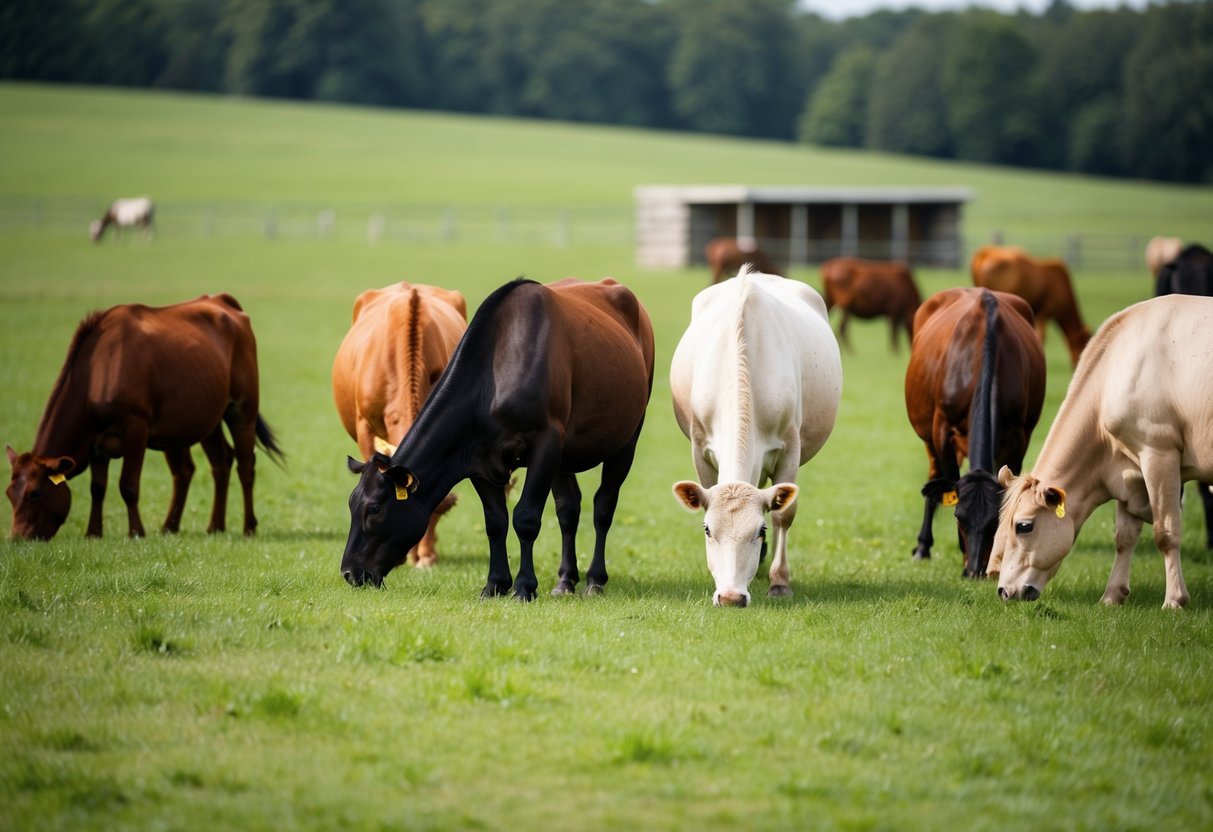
[971,245,1091,367]
[706,237,780,284]
[6,294,282,540]
[332,282,467,567]
[821,257,921,351]
[905,288,1046,578]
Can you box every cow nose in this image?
[343,569,357,586]
[998,586,1010,601]
[716,590,748,608]
[1022,585,1041,602]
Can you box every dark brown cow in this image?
[821,257,921,351]
[6,294,282,540]
[971,245,1091,367]
[905,287,1046,577]
[332,282,467,567]
[706,237,781,284]
[341,278,655,601]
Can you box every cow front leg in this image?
[472,477,512,598]
[87,454,110,537]
[550,471,582,596]
[200,428,233,533]
[161,446,195,533]
[1197,482,1213,550]
[511,434,563,602]
[1101,501,1141,605]
[117,423,149,538]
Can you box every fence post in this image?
[368,213,385,244]
[264,210,277,240]
[1065,234,1082,270]
[442,208,456,242]
[556,209,569,247]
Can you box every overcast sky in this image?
[801,0,1153,19]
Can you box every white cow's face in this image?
[989,467,1074,602]
[672,480,797,607]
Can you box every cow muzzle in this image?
[343,568,383,588]
[714,589,749,608]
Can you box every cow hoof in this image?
[512,588,536,603]
[414,556,437,569]
[911,547,931,561]
[768,585,792,598]
[480,582,510,599]
[584,583,605,597]
[551,581,576,597]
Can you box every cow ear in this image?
[347,456,368,474]
[1043,486,1066,515]
[382,465,420,501]
[43,456,74,477]
[998,465,1016,488]
[6,445,16,467]
[764,483,799,512]
[672,481,707,512]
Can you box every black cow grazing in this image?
[1154,242,1213,548]
[904,288,1046,578]
[1155,243,1213,297]
[341,277,656,600]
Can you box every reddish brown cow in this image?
[6,294,282,540]
[905,288,1046,578]
[332,282,467,567]
[821,257,921,351]
[971,245,1091,367]
[706,237,781,284]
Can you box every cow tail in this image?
[256,415,286,466]
[969,290,999,474]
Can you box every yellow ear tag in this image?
[942,491,958,507]
[48,474,66,485]
[394,482,409,501]
[1055,504,1065,519]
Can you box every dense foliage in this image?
[2,0,1212,183]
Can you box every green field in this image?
[1,84,1212,830]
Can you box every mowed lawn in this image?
[1,85,1212,831]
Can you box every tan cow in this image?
[971,245,1091,367]
[990,295,1213,609]
[705,237,781,284]
[1145,236,1183,277]
[332,282,467,567]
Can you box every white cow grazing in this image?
[90,197,155,243]
[671,267,843,606]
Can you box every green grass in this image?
[1,84,1212,831]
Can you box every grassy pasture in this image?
[1,84,1212,830]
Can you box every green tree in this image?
[667,0,803,138]
[798,46,874,148]
[865,15,953,157]
[1120,3,1213,183]
[941,13,1041,165]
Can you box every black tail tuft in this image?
[256,415,286,467]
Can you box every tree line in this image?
[3,0,1210,184]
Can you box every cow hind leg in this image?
[161,446,195,533]
[550,471,582,596]
[412,493,456,568]
[200,427,233,533]
[226,416,259,536]
[1199,482,1213,550]
[1142,452,1189,609]
[586,426,644,597]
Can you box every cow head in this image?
[990,466,1073,602]
[6,446,74,540]
[672,480,798,607]
[341,453,425,587]
[952,470,1004,579]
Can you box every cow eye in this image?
[703,523,711,538]
[366,503,382,516]
[1015,520,1034,536]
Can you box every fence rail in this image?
[0,196,635,248]
[0,196,1157,272]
